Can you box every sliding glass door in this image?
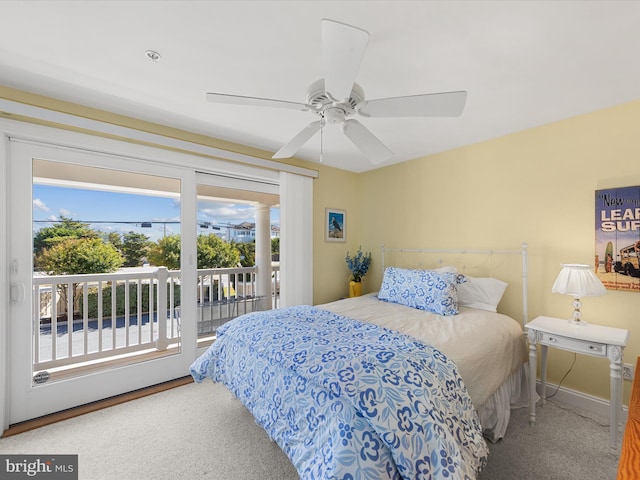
[193,173,280,351]
[2,118,311,427]
[8,139,197,424]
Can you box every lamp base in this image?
[568,318,589,326]
[569,297,588,325]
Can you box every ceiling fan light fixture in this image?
[323,107,346,124]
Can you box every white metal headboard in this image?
[380,244,529,327]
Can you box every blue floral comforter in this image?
[190,305,488,479]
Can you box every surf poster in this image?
[595,186,640,291]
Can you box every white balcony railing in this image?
[33,265,280,374]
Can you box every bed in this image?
[190,245,531,479]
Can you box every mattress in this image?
[319,293,528,410]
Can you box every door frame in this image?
[0,118,288,430]
[6,137,197,425]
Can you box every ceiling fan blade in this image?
[272,121,324,159]
[342,119,393,165]
[321,19,369,102]
[357,91,468,117]
[206,92,311,112]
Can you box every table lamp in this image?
[551,264,606,325]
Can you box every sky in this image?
[33,184,280,243]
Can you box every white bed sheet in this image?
[319,292,528,410]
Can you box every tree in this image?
[33,216,98,269]
[107,232,123,252]
[198,234,240,268]
[147,234,241,270]
[37,237,124,318]
[233,240,255,267]
[120,231,151,267]
[39,237,123,275]
[147,234,181,270]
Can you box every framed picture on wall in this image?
[595,186,640,292]
[325,208,346,242]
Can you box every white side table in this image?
[525,315,629,455]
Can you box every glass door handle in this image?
[10,282,25,304]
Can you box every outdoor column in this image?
[255,203,272,310]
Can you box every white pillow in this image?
[457,276,508,312]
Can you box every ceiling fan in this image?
[206,19,467,165]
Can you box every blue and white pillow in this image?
[378,267,467,316]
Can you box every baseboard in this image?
[537,380,628,425]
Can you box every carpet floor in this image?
[0,380,621,479]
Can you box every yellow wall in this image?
[356,100,640,404]
[312,166,362,304]
[3,84,640,404]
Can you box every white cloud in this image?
[200,203,255,224]
[58,208,72,216]
[33,198,50,212]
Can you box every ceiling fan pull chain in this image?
[320,123,324,163]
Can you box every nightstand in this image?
[525,315,629,455]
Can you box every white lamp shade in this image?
[551,264,607,297]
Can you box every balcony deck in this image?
[32,265,279,382]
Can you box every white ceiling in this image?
[1,1,639,173]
